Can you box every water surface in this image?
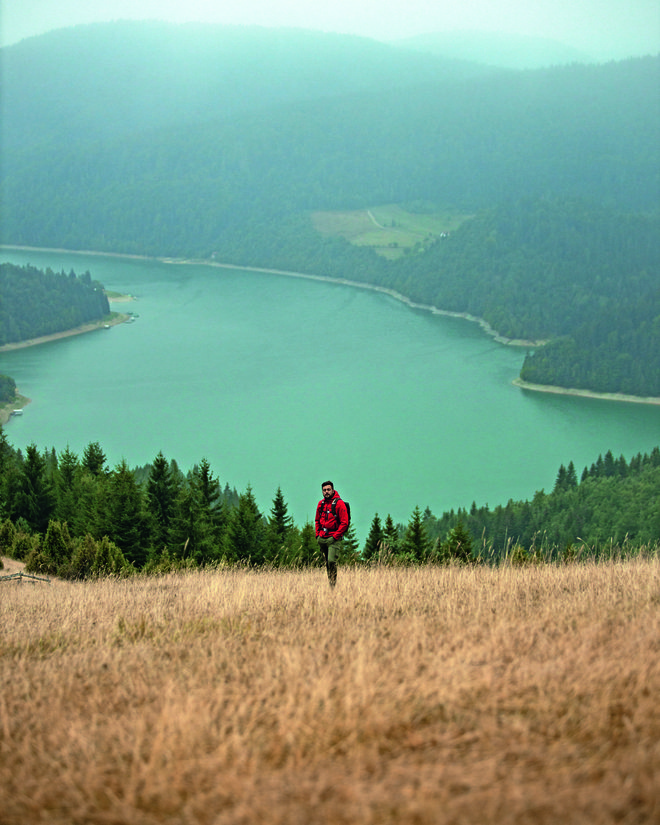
[2,248,659,541]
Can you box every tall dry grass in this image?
[0,558,658,824]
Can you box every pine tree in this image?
[82,442,107,476]
[338,522,360,565]
[440,519,474,564]
[225,484,266,565]
[13,444,55,533]
[363,513,384,562]
[554,464,568,492]
[169,483,212,564]
[146,451,178,551]
[194,458,226,560]
[76,470,105,541]
[55,445,82,531]
[169,482,201,560]
[400,506,431,562]
[168,460,225,565]
[265,486,295,565]
[197,458,224,528]
[57,445,79,489]
[566,460,578,488]
[298,522,319,567]
[103,460,149,568]
[382,514,399,561]
[269,486,293,539]
[603,450,616,477]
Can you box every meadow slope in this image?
[0,560,658,824]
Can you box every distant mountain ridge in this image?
[0,21,491,152]
[2,22,657,244]
[2,24,657,232]
[393,30,595,69]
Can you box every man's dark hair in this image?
[321,480,334,490]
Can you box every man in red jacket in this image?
[315,480,349,587]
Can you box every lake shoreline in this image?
[513,378,660,406]
[1,244,545,347]
[0,394,32,426]
[198,260,549,348]
[3,244,659,407]
[0,311,130,354]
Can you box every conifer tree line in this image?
[417,447,660,563]
[0,427,657,579]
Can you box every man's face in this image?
[322,484,334,500]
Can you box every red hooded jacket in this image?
[315,490,349,540]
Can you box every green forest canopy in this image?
[0,263,110,346]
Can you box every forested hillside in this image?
[0,428,657,577]
[520,288,660,396]
[0,263,110,346]
[383,199,660,341]
[1,23,658,396]
[3,44,657,255]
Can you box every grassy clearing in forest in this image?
[1,559,658,824]
[311,204,470,259]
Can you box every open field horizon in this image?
[1,558,658,823]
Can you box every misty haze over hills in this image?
[0,22,491,149]
[2,22,657,214]
[393,30,595,69]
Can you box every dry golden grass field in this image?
[1,557,658,824]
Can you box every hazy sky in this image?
[1,0,659,58]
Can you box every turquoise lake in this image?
[2,247,659,542]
